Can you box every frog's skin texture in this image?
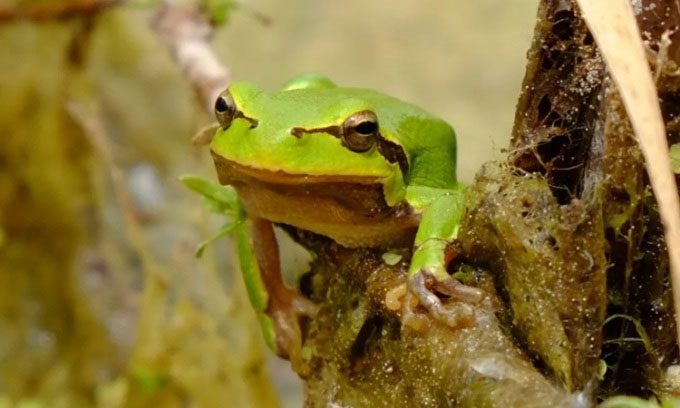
[210,74,481,367]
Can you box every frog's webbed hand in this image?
[234,216,317,372]
[398,190,484,330]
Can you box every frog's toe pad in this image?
[269,293,318,371]
[403,272,482,330]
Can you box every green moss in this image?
[459,163,607,390]
[288,229,574,407]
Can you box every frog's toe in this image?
[428,273,484,304]
[402,272,482,330]
[290,295,319,319]
[269,292,318,372]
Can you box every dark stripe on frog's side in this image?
[375,136,409,179]
[289,126,409,179]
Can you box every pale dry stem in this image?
[152,2,231,112]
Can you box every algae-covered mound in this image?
[460,162,607,390]
[293,231,577,408]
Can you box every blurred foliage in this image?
[179,176,240,257]
[0,5,278,408]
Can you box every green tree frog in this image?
[209,74,482,367]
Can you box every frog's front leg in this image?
[234,216,317,369]
[400,191,484,329]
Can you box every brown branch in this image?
[151,3,231,113]
[0,0,120,22]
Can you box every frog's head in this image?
[210,81,409,203]
[209,80,420,247]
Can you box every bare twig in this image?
[68,102,167,286]
[576,0,680,352]
[151,2,231,112]
[0,0,120,22]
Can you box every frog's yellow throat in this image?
[211,153,420,248]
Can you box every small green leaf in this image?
[451,266,477,285]
[200,196,230,214]
[203,0,233,25]
[182,175,246,257]
[180,175,240,215]
[381,251,403,266]
[180,175,234,203]
[195,222,236,257]
[671,144,680,174]
[597,359,607,380]
[132,367,169,393]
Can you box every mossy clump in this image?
[290,230,575,407]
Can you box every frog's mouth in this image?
[211,152,419,248]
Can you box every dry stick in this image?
[0,0,120,22]
[576,0,680,352]
[152,3,231,112]
[68,103,165,282]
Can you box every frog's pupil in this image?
[215,96,229,113]
[355,121,377,135]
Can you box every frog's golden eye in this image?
[341,110,378,152]
[215,91,237,129]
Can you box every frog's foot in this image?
[401,272,484,330]
[268,290,318,372]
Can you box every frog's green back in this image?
[280,73,337,91]
[336,87,459,189]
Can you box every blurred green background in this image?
[0,1,536,407]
